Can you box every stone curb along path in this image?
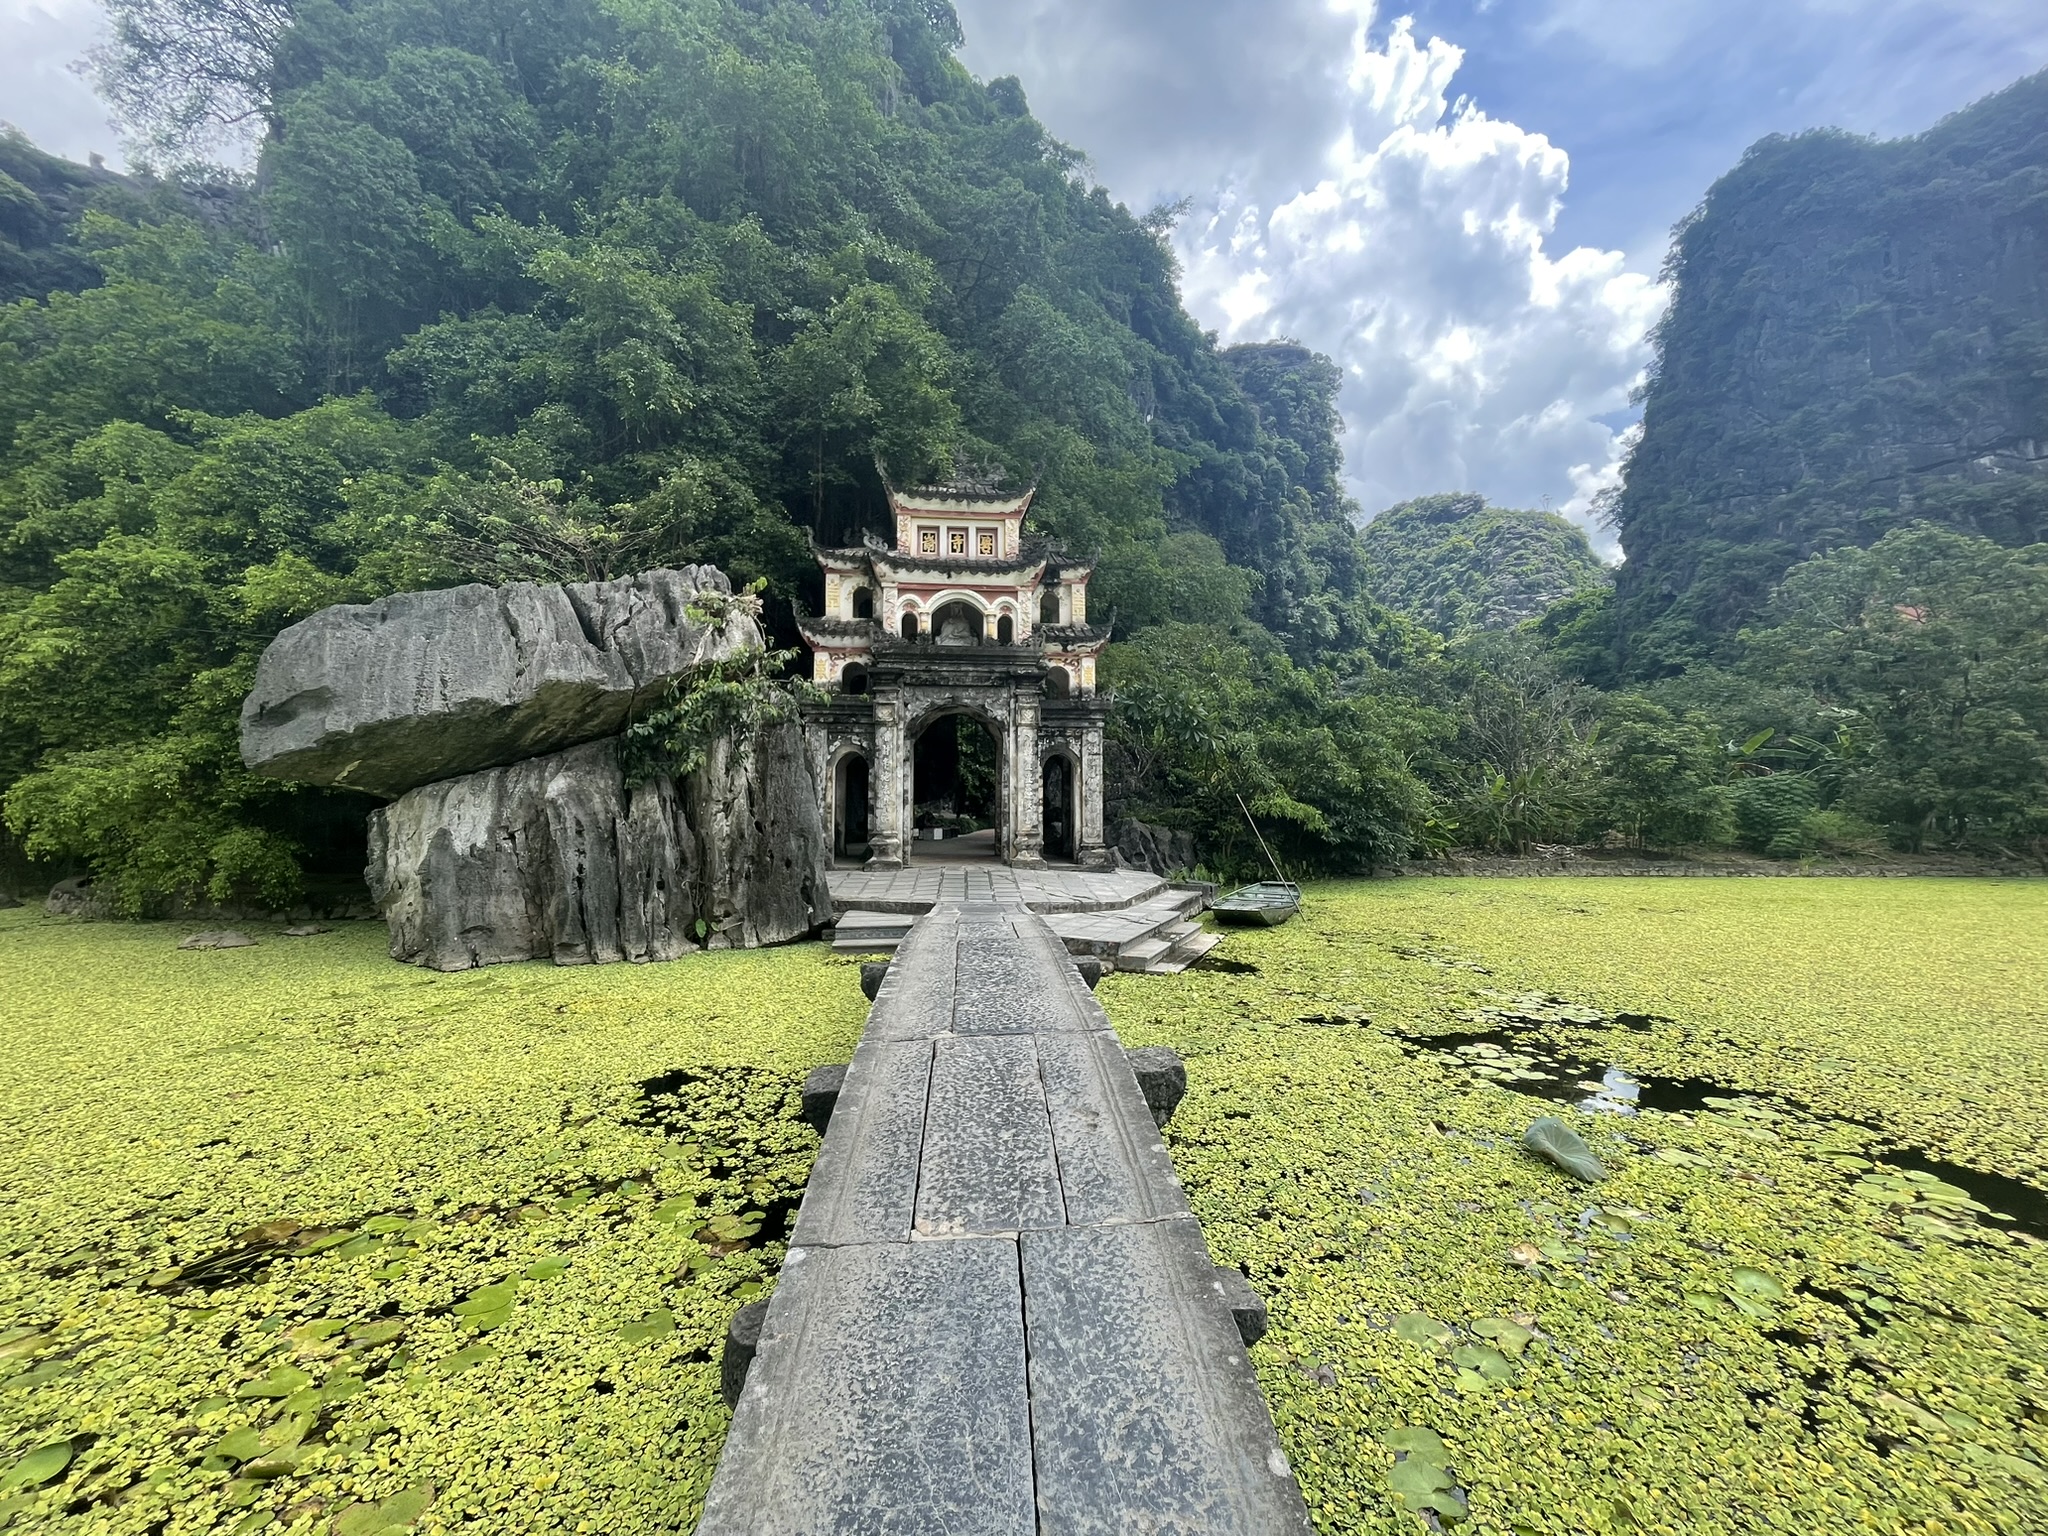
[698,900,1313,1535]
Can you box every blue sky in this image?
[955,0,2048,547]
[6,1,2046,547]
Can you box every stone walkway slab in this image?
[696,1237,1035,1536]
[699,900,1311,1534]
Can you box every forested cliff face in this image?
[1611,69,2048,674]
[3,0,2042,898]
[0,0,1405,907]
[1360,493,1608,637]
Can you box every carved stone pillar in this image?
[1077,718,1111,868]
[866,694,906,869]
[1009,692,1045,867]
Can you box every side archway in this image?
[831,750,871,860]
[1041,751,1077,862]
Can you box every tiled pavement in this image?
[826,865,1164,916]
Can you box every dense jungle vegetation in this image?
[0,1,2044,912]
[1356,493,1607,637]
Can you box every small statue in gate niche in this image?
[936,612,977,646]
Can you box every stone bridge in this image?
[697,900,1311,1534]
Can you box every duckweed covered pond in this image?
[1104,878,2048,1535]
[3,880,2046,1535]
[0,912,869,1535]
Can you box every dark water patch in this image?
[1390,1029,2048,1241]
[755,1193,800,1247]
[1876,1147,2048,1240]
[1194,955,1260,975]
[145,1219,353,1293]
[630,1067,714,1125]
[1796,1282,1884,1338]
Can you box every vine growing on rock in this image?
[619,584,822,787]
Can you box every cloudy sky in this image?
[6,1,2047,548]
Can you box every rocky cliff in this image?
[366,728,827,970]
[1610,70,2048,672]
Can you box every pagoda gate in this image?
[797,479,1112,869]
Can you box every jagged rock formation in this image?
[689,723,834,953]
[1359,493,1610,635]
[1110,819,1197,879]
[241,567,749,798]
[245,567,829,969]
[1611,70,2048,670]
[366,726,829,971]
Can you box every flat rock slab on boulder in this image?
[241,566,751,798]
[179,930,256,950]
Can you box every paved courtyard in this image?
[826,864,1164,916]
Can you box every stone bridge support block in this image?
[1213,1266,1269,1347]
[801,1065,847,1135]
[1124,1045,1187,1127]
[721,1297,771,1408]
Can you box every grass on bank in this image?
[2,880,2046,1535]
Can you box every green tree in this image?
[1738,524,2048,859]
[1591,696,1732,849]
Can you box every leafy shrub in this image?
[1730,774,1819,858]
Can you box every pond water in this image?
[1388,1022,2048,1241]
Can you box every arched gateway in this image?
[797,478,1112,868]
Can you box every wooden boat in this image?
[1210,881,1301,926]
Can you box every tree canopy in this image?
[1360,492,1609,637]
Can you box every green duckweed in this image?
[5,879,2047,1534]
[1103,877,2048,1535]
[0,911,868,1534]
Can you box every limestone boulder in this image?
[1109,818,1197,880]
[690,718,832,951]
[242,567,752,798]
[367,727,829,971]
[366,739,697,970]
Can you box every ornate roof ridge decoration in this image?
[874,455,1038,516]
[1039,621,1114,648]
[868,549,1049,578]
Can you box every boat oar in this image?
[1234,792,1294,891]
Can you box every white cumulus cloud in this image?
[1175,6,1665,553]
[0,0,116,164]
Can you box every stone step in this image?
[1144,930,1223,976]
[1115,935,1173,971]
[830,910,915,953]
